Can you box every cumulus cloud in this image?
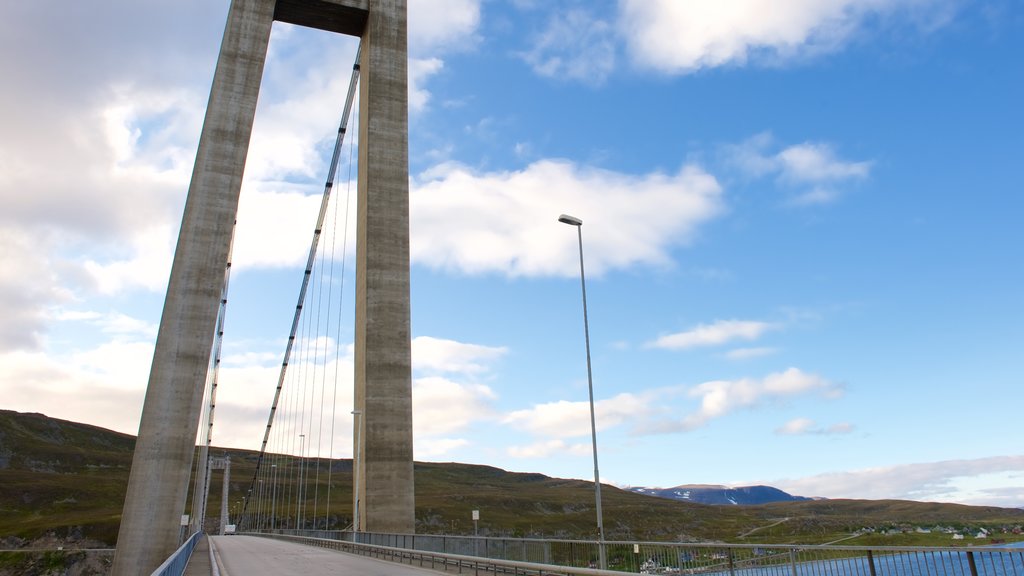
[0,0,481,331]
[0,232,72,351]
[414,376,497,437]
[504,392,651,439]
[411,160,723,277]
[412,336,507,375]
[408,0,481,55]
[775,417,854,435]
[520,9,617,85]
[81,224,178,295]
[407,335,505,457]
[220,334,500,459]
[508,439,591,459]
[417,438,471,458]
[410,58,446,112]
[727,133,871,205]
[406,0,480,113]
[773,456,1024,503]
[641,368,841,433]
[619,0,955,74]
[0,2,224,355]
[232,187,339,271]
[650,320,776,350]
[724,347,778,360]
[0,346,152,436]
[776,142,872,183]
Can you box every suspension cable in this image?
[241,41,362,525]
[188,218,236,534]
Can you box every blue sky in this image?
[2,0,1022,507]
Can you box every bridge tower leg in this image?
[112,1,413,573]
[353,0,415,535]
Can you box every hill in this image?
[2,410,1023,548]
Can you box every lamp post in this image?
[257,479,264,531]
[557,213,606,570]
[270,464,278,531]
[298,433,306,529]
[352,410,363,536]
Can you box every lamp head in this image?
[558,214,583,226]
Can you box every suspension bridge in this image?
[102,2,1024,575]
[112,0,415,573]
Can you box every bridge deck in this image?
[199,535,448,575]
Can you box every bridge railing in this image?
[252,532,638,575]
[150,531,202,576]
[250,529,1024,576]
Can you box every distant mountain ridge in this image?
[629,484,813,505]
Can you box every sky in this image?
[2,0,1022,508]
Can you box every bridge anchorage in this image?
[112,1,414,574]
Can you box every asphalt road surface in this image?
[208,535,449,576]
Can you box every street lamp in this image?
[298,433,306,529]
[257,479,264,531]
[557,213,606,570]
[270,464,278,531]
[352,410,363,535]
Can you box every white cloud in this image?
[650,319,776,350]
[406,0,480,113]
[413,376,497,437]
[503,392,650,438]
[775,417,854,435]
[0,3,224,354]
[406,335,505,457]
[776,142,872,183]
[619,0,954,74]
[521,9,617,85]
[790,187,841,206]
[408,0,481,55]
[507,439,591,459]
[412,336,507,375]
[417,438,471,458]
[724,347,778,360]
[245,30,361,185]
[0,347,149,435]
[410,57,446,113]
[642,368,841,433]
[776,417,816,435]
[233,187,338,271]
[773,456,1024,504]
[52,310,158,340]
[411,160,723,277]
[0,232,73,351]
[81,224,178,295]
[728,133,871,204]
[409,336,505,445]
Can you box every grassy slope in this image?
[2,410,1023,547]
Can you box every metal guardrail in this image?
[253,532,630,575]
[151,531,202,576]
[252,530,1024,576]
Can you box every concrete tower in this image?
[112,1,413,573]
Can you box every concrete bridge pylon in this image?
[111,1,413,573]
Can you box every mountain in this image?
[628,484,813,506]
[3,409,1024,549]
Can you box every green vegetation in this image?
[3,410,1023,548]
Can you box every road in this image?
[206,535,448,576]
[737,517,791,538]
